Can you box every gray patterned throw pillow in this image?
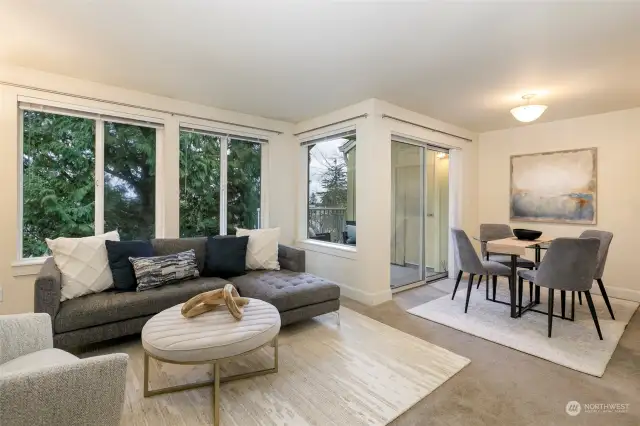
[129,249,199,291]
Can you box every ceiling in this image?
[1,1,639,132]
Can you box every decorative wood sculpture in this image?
[181,284,249,320]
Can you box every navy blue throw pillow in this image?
[106,240,154,291]
[203,236,249,278]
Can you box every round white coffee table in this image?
[141,298,281,426]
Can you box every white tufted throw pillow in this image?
[235,227,280,270]
[46,230,120,301]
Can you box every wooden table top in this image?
[486,236,554,256]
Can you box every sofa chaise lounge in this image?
[34,238,340,349]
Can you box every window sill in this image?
[12,257,48,277]
[296,239,357,260]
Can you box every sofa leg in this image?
[335,311,341,326]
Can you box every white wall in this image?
[295,99,376,303]
[295,99,478,305]
[0,66,482,312]
[0,65,297,314]
[478,107,640,301]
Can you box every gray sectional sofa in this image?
[34,238,340,349]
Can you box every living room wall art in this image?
[510,147,597,224]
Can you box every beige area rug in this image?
[82,307,469,426]
[408,278,638,377]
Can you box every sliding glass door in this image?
[391,141,424,288]
[390,139,449,289]
[424,149,449,281]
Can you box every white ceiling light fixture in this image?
[510,94,548,123]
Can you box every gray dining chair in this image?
[517,238,602,339]
[479,224,535,295]
[451,228,511,313]
[577,230,615,319]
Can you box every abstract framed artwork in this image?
[510,148,597,224]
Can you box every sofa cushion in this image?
[130,249,200,291]
[228,270,340,312]
[203,236,249,278]
[151,238,207,274]
[54,277,229,334]
[106,240,154,291]
[47,230,120,301]
[236,227,280,270]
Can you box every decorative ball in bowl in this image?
[513,229,542,241]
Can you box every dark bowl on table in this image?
[513,229,542,241]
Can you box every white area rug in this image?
[408,278,638,377]
[83,307,469,426]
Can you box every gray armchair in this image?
[0,313,128,426]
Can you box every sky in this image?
[308,137,348,198]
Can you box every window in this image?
[22,111,96,257]
[20,105,161,259]
[227,138,261,233]
[18,103,264,260]
[306,131,356,246]
[179,129,263,237]
[104,122,156,240]
[179,131,221,237]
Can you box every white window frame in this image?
[178,121,269,236]
[17,100,165,262]
[220,135,228,235]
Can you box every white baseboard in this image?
[340,283,392,306]
[590,284,640,303]
[391,280,427,294]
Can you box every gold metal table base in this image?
[143,335,279,426]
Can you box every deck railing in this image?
[308,206,346,243]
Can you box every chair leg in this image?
[548,289,554,338]
[518,277,524,317]
[571,291,575,321]
[476,275,482,289]
[464,274,475,313]
[597,279,615,320]
[492,275,497,301]
[578,292,582,305]
[561,290,566,319]
[529,282,533,304]
[584,291,603,340]
[452,270,463,300]
[485,276,490,300]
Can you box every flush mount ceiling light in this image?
[510,94,548,123]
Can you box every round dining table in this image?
[475,236,554,318]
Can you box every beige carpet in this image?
[82,307,469,426]
[408,278,638,377]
